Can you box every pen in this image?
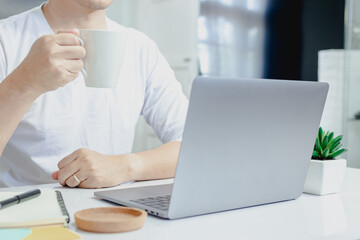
[0,189,41,210]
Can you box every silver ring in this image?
[73,174,81,183]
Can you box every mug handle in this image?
[78,37,87,79]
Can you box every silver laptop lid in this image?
[168,77,328,219]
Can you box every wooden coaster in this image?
[74,207,147,233]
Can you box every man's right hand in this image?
[16,29,86,95]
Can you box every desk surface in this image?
[1,168,360,240]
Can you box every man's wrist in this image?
[6,64,43,100]
[124,153,145,181]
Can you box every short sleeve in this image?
[0,39,6,82]
[141,40,189,143]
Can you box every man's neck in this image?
[43,0,107,33]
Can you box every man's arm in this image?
[54,141,181,188]
[129,141,180,181]
[0,69,41,155]
[0,30,85,156]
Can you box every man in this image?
[0,0,188,188]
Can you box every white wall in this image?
[319,49,360,168]
[107,0,199,152]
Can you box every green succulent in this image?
[312,127,348,160]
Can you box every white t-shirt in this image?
[0,5,188,187]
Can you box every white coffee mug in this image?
[79,29,127,88]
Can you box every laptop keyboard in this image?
[131,195,171,211]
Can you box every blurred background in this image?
[1,0,359,167]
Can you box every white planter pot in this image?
[303,159,347,195]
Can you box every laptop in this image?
[95,76,329,219]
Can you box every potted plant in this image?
[303,127,348,195]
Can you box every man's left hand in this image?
[52,148,132,188]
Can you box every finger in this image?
[65,174,80,188]
[52,171,59,180]
[64,59,84,74]
[58,160,81,186]
[58,46,86,59]
[64,71,79,81]
[65,170,86,188]
[56,29,79,36]
[55,33,81,46]
[78,178,97,189]
[58,150,79,169]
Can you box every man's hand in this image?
[52,148,132,189]
[16,29,85,95]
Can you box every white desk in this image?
[1,168,360,240]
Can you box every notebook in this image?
[0,190,69,228]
